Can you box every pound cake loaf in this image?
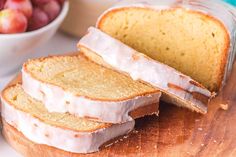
[22,54,160,123]
[78,27,213,114]
[1,84,134,154]
[97,0,236,92]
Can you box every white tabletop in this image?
[0,31,78,157]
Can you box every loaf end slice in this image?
[97,3,231,92]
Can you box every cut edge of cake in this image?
[96,0,235,92]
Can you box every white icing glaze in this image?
[78,27,212,113]
[96,0,236,90]
[0,97,135,154]
[22,69,160,123]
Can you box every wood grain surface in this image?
[2,62,236,157]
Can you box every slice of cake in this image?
[1,84,134,154]
[78,27,213,114]
[22,54,160,123]
[96,0,236,92]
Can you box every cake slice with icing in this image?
[78,27,213,114]
[1,84,135,154]
[22,54,160,123]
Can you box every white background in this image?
[0,31,78,157]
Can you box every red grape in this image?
[31,0,51,7]
[56,0,64,6]
[41,0,60,22]
[0,9,27,33]
[28,7,49,31]
[4,0,33,19]
[0,0,6,10]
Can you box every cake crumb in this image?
[133,130,139,134]
[198,128,203,131]
[132,54,140,61]
[105,143,114,148]
[220,104,229,111]
[44,133,50,138]
[123,135,129,139]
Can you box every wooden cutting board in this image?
[2,62,236,157]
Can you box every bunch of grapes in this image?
[0,0,64,34]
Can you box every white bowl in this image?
[60,0,119,37]
[0,1,69,77]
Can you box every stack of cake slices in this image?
[2,0,235,155]
[1,54,161,154]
